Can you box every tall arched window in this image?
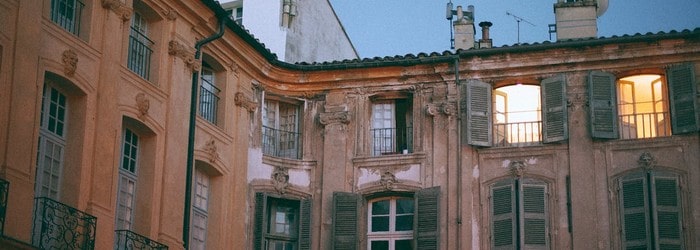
[35,83,68,200]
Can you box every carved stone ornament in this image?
[426,104,439,116]
[135,93,150,119]
[228,62,239,76]
[162,9,178,20]
[319,111,351,126]
[271,166,290,194]
[234,92,257,113]
[637,152,657,170]
[509,160,526,177]
[567,92,588,111]
[168,40,200,71]
[441,102,457,116]
[203,139,219,163]
[62,49,78,77]
[379,171,398,191]
[101,0,132,21]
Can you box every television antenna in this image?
[506,11,535,44]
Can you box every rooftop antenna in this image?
[446,0,455,49]
[506,11,535,44]
[446,1,473,49]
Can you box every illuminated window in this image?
[617,75,671,139]
[493,85,542,147]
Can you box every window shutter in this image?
[491,179,516,250]
[541,75,568,143]
[465,80,493,146]
[588,71,618,139]
[651,173,683,249]
[253,193,267,250]
[332,192,359,250]
[521,180,548,250]
[415,186,440,250]
[667,63,698,134]
[299,198,312,250]
[619,174,651,250]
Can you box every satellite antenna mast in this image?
[506,11,535,44]
[446,0,455,49]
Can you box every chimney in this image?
[453,5,475,50]
[553,0,607,40]
[478,21,493,49]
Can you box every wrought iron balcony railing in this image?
[199,78,221,124]
[619,112,671,139]
[115,230,168,250]
[51,0,84,36]
[370,127,413,156]
[493,121,542,147]
[262,126,302,159]
[128,27,154,80]
[0,178,7,236]
[32,197,96,249]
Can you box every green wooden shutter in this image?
[299,198,312,250]
[332,192,359,250]
[651,173,683,250]
[415,186,440,250]
[541,75,568,143]
[491,179,516,250]
[253,193,268,250]
[619,174,651,250]
[466,79,493,146]
[521,180,548,250]
[588,71,619,139]
[667,63,698,134]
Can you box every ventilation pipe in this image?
[478,21,493,48]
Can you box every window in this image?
[331,187,440,250]
[370,95,413,156]
[128,10,154,80]
[493,85,542,147]
[367,197,414,250]
[190,169,210,250]
[490,178,549,249]
[253,194,311,250]
[199,62,221,124]
[262,99,301,159]
[35,84,68,200]
[116,128,139,230]
[50,0,84,35]
[464,75,567,147]
[618,171,684,249]
[589,64,698,139]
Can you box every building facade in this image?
[0,0,698,250]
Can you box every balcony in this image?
[370,127,413,156]
[619,112,671,139]
[115,230,168,250]
[262,126,302,159]
[128,27,154,80]
[199,79,220,124]
[493,121,542,147]
[32,197,96,249]
[50,0,84,36]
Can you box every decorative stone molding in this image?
[62,49,78,77]
[234,92,257,112]
[168,40,200,71]
[425,104,439,116]
[567,92,588,111]
[379,171,397,191]
[319,111,350,126]
[426,102,457,116]
[101,0,132,21]
[228,62,239,76]
[135,93,150,119]
[162,9,178,20]
[637,152,657,170]
[203,139,219,163]
[509,160,526,177]
[271,166,290,194]
[441,102,457,116]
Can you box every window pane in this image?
[372,200,390,215]
[395,215,413,231]
[370,240,389,250]
[396,198,414,214]
[371,216,389,232]
[395,240,413,250]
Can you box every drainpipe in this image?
[454,55,462,250]
[183,17,226,249]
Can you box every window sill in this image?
[353,152,426,169]
[263,155,316,170]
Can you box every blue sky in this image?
[329,0,700,58]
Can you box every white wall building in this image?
[221,0,359,63]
